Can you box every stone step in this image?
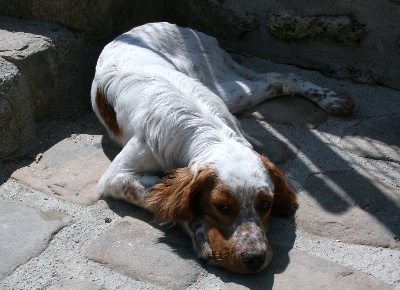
[0,16,86,158]
[0,57,34,158]
[0,0,166,41]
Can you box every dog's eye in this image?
[259,200,271,212]
[215,203,231,215]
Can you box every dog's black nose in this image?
[241,251,266,271]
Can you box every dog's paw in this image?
[318,90,354,115]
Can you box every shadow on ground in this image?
[105,196,296,289]
[0,110,103,184]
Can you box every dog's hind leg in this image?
[217,79,283,114]
[219,62,354,115]
[262,72,354,115]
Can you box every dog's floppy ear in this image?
[259,155,297,217]
[145,167,215,222]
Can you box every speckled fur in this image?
[91,22,352,273]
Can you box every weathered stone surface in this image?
[168,1,399,90]
[11,135,110,205]
[0,17,85,120]
[239,117,299,165]
[297,171,400,248]
[48,280,105,290]
[0,0,165,41]
[268,12,366,43]
[173,0,258,40]
[214,246,391,290]
[0,201,71,280]
[0,57,34,159]
[0,22,57,120]
[85,216,201,289]
[341,115,400,163]
[241,96,329,129]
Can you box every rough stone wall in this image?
[0,0,167,116]
[0,0,166,41]
[1,0,398,157]
[0,0,166,157]
[0,57,35,158]
[0,0,167,113]
[169,0,400,90]
[0,19,85,121]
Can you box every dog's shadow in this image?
[105,197,197,259]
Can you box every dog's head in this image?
[145,151,297,273]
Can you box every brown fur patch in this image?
[258,154,298,217]
[205,226,238,272]
[201,187,241,272]
[145,167,216,221]
[201,185,239,230]
[254,190,274,229]
[95,88,123,137]
[122,183,140,203]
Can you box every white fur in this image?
[91,22,353,273]
[92,23,271,202]
[91,22,353,205]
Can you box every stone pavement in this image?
[0,57,399,290]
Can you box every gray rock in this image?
[268,13,366,42]
[341,115,400,163]
[0,23,57,120]
[85,217,201,289]
[0,0,165,41]
[0,17,85,121]
[0,57,34,159]
[0,201,71,279]
[173,0,258,40]
[297,171,400,248]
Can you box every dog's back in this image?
[91,22,245,165]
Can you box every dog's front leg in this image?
[97,137,162,208]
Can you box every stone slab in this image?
[297,171,400,248]
[341,115,400,163]
[85,216,201,289]
[0,201,71,280]
[11,135,111,205]
[216,246,392,290]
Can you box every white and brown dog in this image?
[91,22,353,273]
